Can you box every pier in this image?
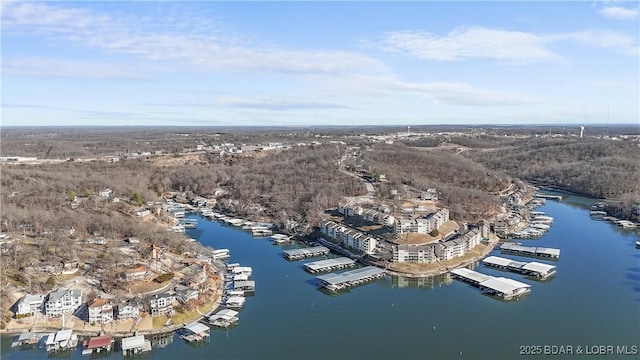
[121,335,152,356]
[482,256,556,278]
[316,266,385,292]
[450,268,531,300]
[209,309,239,328]
[535,193,563,201]
[304,257,356,273]
[283,246,330,260]
[500,242,560,260]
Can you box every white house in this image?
[117,299,142,320]
[87,298,114,324]
[14,294,44,317]
[45,288,82,317]
[149,293,175,317]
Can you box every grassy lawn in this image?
[152,316,169,329]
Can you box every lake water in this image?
[2,194,639,359]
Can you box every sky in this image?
[1,0,639,127]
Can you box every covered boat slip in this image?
[316,266,385,292]
[482,256,556,278]
[500,242,560,260]
[82,335,113,355]
[450,268,531,300]
[181,321,210,343]
[11,331,40,348]
[479,277,531,300]
[283,246,330,260]
[303,257,356,273]
[121,335,152,355]
[209,309,240,328]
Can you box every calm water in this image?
[3,194,639,359]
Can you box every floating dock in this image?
[535,193,563,200]
[271,234,293,244]
[500,242,560,260]
[450,268,531,300]
[303,257,356,273]
[283,246,330,260]
[482,256,556,278]
[316,266,385,292]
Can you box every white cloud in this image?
[376,27,561,63]
[2,57,149,79]
[311,75,540,107]
[552,30,640,57]
[215,96,355,111]
[599,6,638,20]
[1,1,388,76]
[376,26,638,63]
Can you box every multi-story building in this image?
[14,294,44,317]
[393,244,437,263]
[149,293,175,317]
[117,298,142,320]
[321,221,377,254]
[87,298,114,324]
[45,288,82,317]
[394,208,450,235]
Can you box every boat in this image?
[635,240,640,249]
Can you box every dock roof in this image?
[210,309,238,321]
[521,262,556,274]
[121,335,146,351]
[87,336,112,349]
[316,266,384,286]
[283,246,329,257]
[482,256,526,269]
[184,321,209,335]
[304,257,355,272]
[54,329,72,343]
[480,277,531,295]
[450,268,493,283]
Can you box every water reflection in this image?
[390,272,453,289]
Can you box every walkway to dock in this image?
[283,246,330,260]
[304,257,356,273]
[482,256,556,278]
[316,266,385,292]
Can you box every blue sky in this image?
[1,1,639,127]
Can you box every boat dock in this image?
[180,321,210,343]
[121,335,152,356]
[234,280,255,292]
[482,256,556,278]
[316,266,385,292]
[535,193,563,200]
[271,234,293,244]
[500,242,560,260]
[81,335,113,355]
[450,268,531,300]
[283,246,330,261]
[209,309,239,328]
[303,257,356,273]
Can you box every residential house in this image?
[149,293,176,317]
[14,294,45,317]
[123,265,148,282]
[178,262,206,287]
[45,288,82,317]
[87,298,114,325]
[116,298,142,320]
[175,285,199,304]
